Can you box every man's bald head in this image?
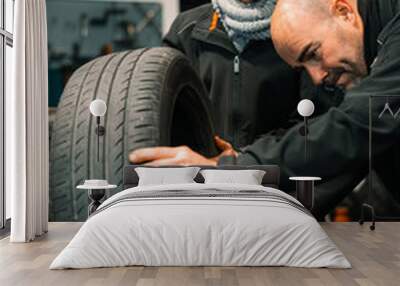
[271,0,367,90]
[272,0,331,64]
[274,0,329,22]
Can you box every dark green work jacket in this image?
[233,0,400,217]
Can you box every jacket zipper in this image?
[234,55,240,74]
[232,55,240,147]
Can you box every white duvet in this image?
[50,183,351,269]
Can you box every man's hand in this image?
[212,136,238,161]
[129,136,238,166]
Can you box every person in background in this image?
[129,0,339,167]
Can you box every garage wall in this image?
[47,0,179,35]
[47,0,170,107]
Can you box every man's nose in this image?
[305,65,328,86]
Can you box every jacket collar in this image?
[190,7,239,55]
[377,12,400,46]
[358,0,399,68]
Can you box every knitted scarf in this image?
[212,0,276,53]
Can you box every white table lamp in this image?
[297,99,315,162]
[89,99,107,161]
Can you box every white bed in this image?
[50,183,351,269]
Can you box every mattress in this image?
[50,183,351,269]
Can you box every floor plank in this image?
[0,222,399,286]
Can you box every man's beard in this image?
[344,75,363,90]
[326,37,368,90]
[323,56,368,91]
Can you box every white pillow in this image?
[200,169,266,185]
[135,167,200,186]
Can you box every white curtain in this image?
[8,0,49,242]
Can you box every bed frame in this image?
[122,165,281,190]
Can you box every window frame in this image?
[0,0,13,231]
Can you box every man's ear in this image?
[330,0,356,23]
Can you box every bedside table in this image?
[77,180,117,216]
[289,177,321,211]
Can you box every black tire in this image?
[50,47,218,221]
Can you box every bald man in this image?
[267,0,400,217]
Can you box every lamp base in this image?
[88,189,105,216]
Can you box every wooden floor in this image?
[0,222,399,286]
